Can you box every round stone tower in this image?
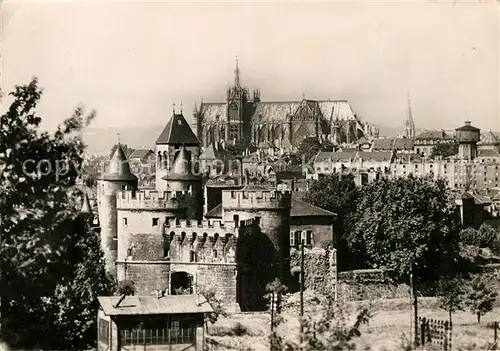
[162,146,203,220]
[97,144,138,276]
[221,185,291,309]
[456,121,480,161]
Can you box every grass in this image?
[206,297,500,350]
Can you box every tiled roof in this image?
[355,151,393,162]
[371,138,393,151]
[314,151,357,163]
[415,130,453,141]
[129,149,153,159]
[479,131,500,146]
[372,137,413,151]
[156,113,200,145]
[205,198,336,219]
[478,149,500,157]
[199,103,227,124]
[98,295,213,316]
[290,199,337,217]
[199,142,228,160]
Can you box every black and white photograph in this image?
[0,1,499,350]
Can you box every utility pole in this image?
[299,239,305,345]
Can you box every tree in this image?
[265,278,288,350]
[431,142,458,159]
[302,173,360,270]
[464,274,497,324]
[349,175,462,345]
[0,78,114,349]
[296,137,334,164]
[198,286,227,332]
[276,291,371,350]
[436,278,465,325]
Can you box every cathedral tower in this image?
[226,57,247,143]
[404,92,416,139]
[97,144,138,276]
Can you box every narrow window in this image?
[152,218,159,227]
[306,230,313,246]
[127,248,132,257]
[123,217,128,226]
[289,232,295,247]
[233,215,240,227]
[213,249,218,258]
[190,250,196,263]
[164,247,169,259]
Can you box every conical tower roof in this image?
[163,146,201,181]
[100,144,138,181]
[81,191,92,214]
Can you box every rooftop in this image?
[156,113,200,145]
[98,295,213,316]
[100,144,138,181]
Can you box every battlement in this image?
[116,189,194,209]
[222,190,292,209]
[163,218,256,240]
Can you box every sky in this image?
[1,0,499,132]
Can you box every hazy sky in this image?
[1,0,499,132]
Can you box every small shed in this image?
[97,294,214,351]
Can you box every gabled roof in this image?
[372,137,413,151]
[156,113,200,145]
[415,130,453,141]
[199,142,227,160]
[129,149,154,159]
[479,131,500,146]
[99,144,138,181]
[98,295,213,316]
[290,199,337,217]
[314,151,357,163]
[355,151,393,162]
[205,198,336,219]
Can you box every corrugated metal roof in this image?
[98,295,214,316]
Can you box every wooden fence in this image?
[417,317,452,350]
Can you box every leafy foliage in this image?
[296,137,334,164]
[464,274,497,324]
[459,224,500,253]
[199,286,228,329]
[0,78,114,349]
[350,175,462,286]
[277,291,371,350]
[431,142,458,159]
[302,173,360,270]
[117,279,136,296]
[436,278,465,324]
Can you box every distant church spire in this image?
[404,91,416,138]
[234,56,241,87]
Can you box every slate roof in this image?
[355,151,393,162]
[199,142,227,160]
[98,295,213,316]
[415,130,453,141]
[129,149,154,159]
[198,100,357,124]
[156,113,200,145]
[479,131,500,146]
[314,151,357,163]
[162,147,201,181]
[100,144,138,181]
[372,137,413,151]
[456,121,480,132]
[205,198,336,219]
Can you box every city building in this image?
[96,110,337,313]
[193,60,379,150]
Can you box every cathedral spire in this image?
[404,91,416,138]
[234,56,240,87]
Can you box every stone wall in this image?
[337,269,409,301]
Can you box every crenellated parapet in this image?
[116,189,196,210]
[222,190,292,210]
[163,218,256,238]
